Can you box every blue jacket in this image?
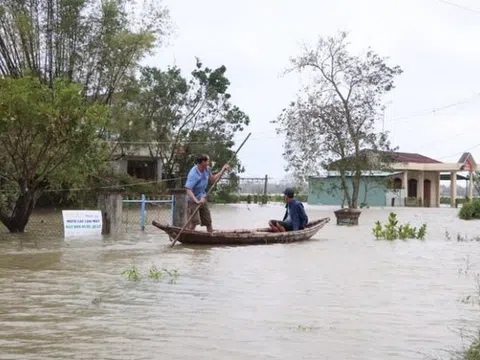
[283,199,309,231]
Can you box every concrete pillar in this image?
[156,159,163,181]
[97,188,124,235]
[403,170,408,205]
[450,171,457,208]
[169,188,187,227]
[418,171,424,207]
[112,159,127,174]
[437,172,441,207]
[468,172,474,199]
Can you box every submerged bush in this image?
[460,333,480,360]
[372,212,426,240]
[459,199,480,220]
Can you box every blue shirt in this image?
[283,199,309,231]
[185,165,211,202]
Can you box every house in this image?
[110,144,163,181]
[307,152,477,208]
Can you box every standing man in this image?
[184,154,230,232]
[268,187,309,232]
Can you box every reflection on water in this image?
[0,204,480,359]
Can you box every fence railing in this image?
[122,194,174,232]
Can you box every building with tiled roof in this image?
[308,151,477,208]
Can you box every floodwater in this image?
[1,203,480,360]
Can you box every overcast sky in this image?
[144,0,480,181]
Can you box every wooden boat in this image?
[151,217,330,246]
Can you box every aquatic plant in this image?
[296,325,314,332]
[457,275,480,360]
[148,265,163,280]
[163,268,179,284]
[457,234,480,242]
[121,265,179,284]
[372,212,427,241]
[445,229,452,241]
[458,256,472,276]
[121,266,141,281]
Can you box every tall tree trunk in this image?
[338,172,352,209]
[0,190,40,233]
[351,173,360,209]
[46,0,54,88]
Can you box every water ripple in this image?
[0,205,480,359]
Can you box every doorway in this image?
[408,179,417,198]
[423,179,431,207]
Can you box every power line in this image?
[387,92,480,124]
[104,94,480,145]
[42,176,188,193]
[103,134,284,146]
[434,0,480,14]
[436,141,480,160]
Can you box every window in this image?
[393,178,402,190]
[127,159,157,180]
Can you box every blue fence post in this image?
[170,194,175,225]
[140,194,146,231]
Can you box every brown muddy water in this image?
[1,203,480,359]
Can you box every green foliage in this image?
[122,265,179,283]
[372,221,384,239]
[0,0,170,232]
[296,325,314,332]
[459,199,480,220]
[111,60,250,187]
[463,336,480,360]
[148,265,162,280]
[440,197,470,206]
[473,172,480,197]
[372,212,427,241]
[0,0,170,95]
[211,173,240,202]
[121,266,141,281]
[162,268,179,284]
[0,76,110,232]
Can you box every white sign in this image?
[62,210,103,237]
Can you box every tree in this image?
[281,173,308,194]
[0,0,170,232]
[273,31,402,209]
[473,172,480,196]
[0,0,170,98]
[0,76,109,232]
[114,59,250,187]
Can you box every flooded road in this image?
[1,204,480,359]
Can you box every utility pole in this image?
[263,174,268,204]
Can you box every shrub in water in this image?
[121,266,141,281]
[459,199,480,220]
[463,335,480,360]
[372,212,427,241]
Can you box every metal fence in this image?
[122,194,173,233]
[0,194,174,240]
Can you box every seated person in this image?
[269,187,308,232]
